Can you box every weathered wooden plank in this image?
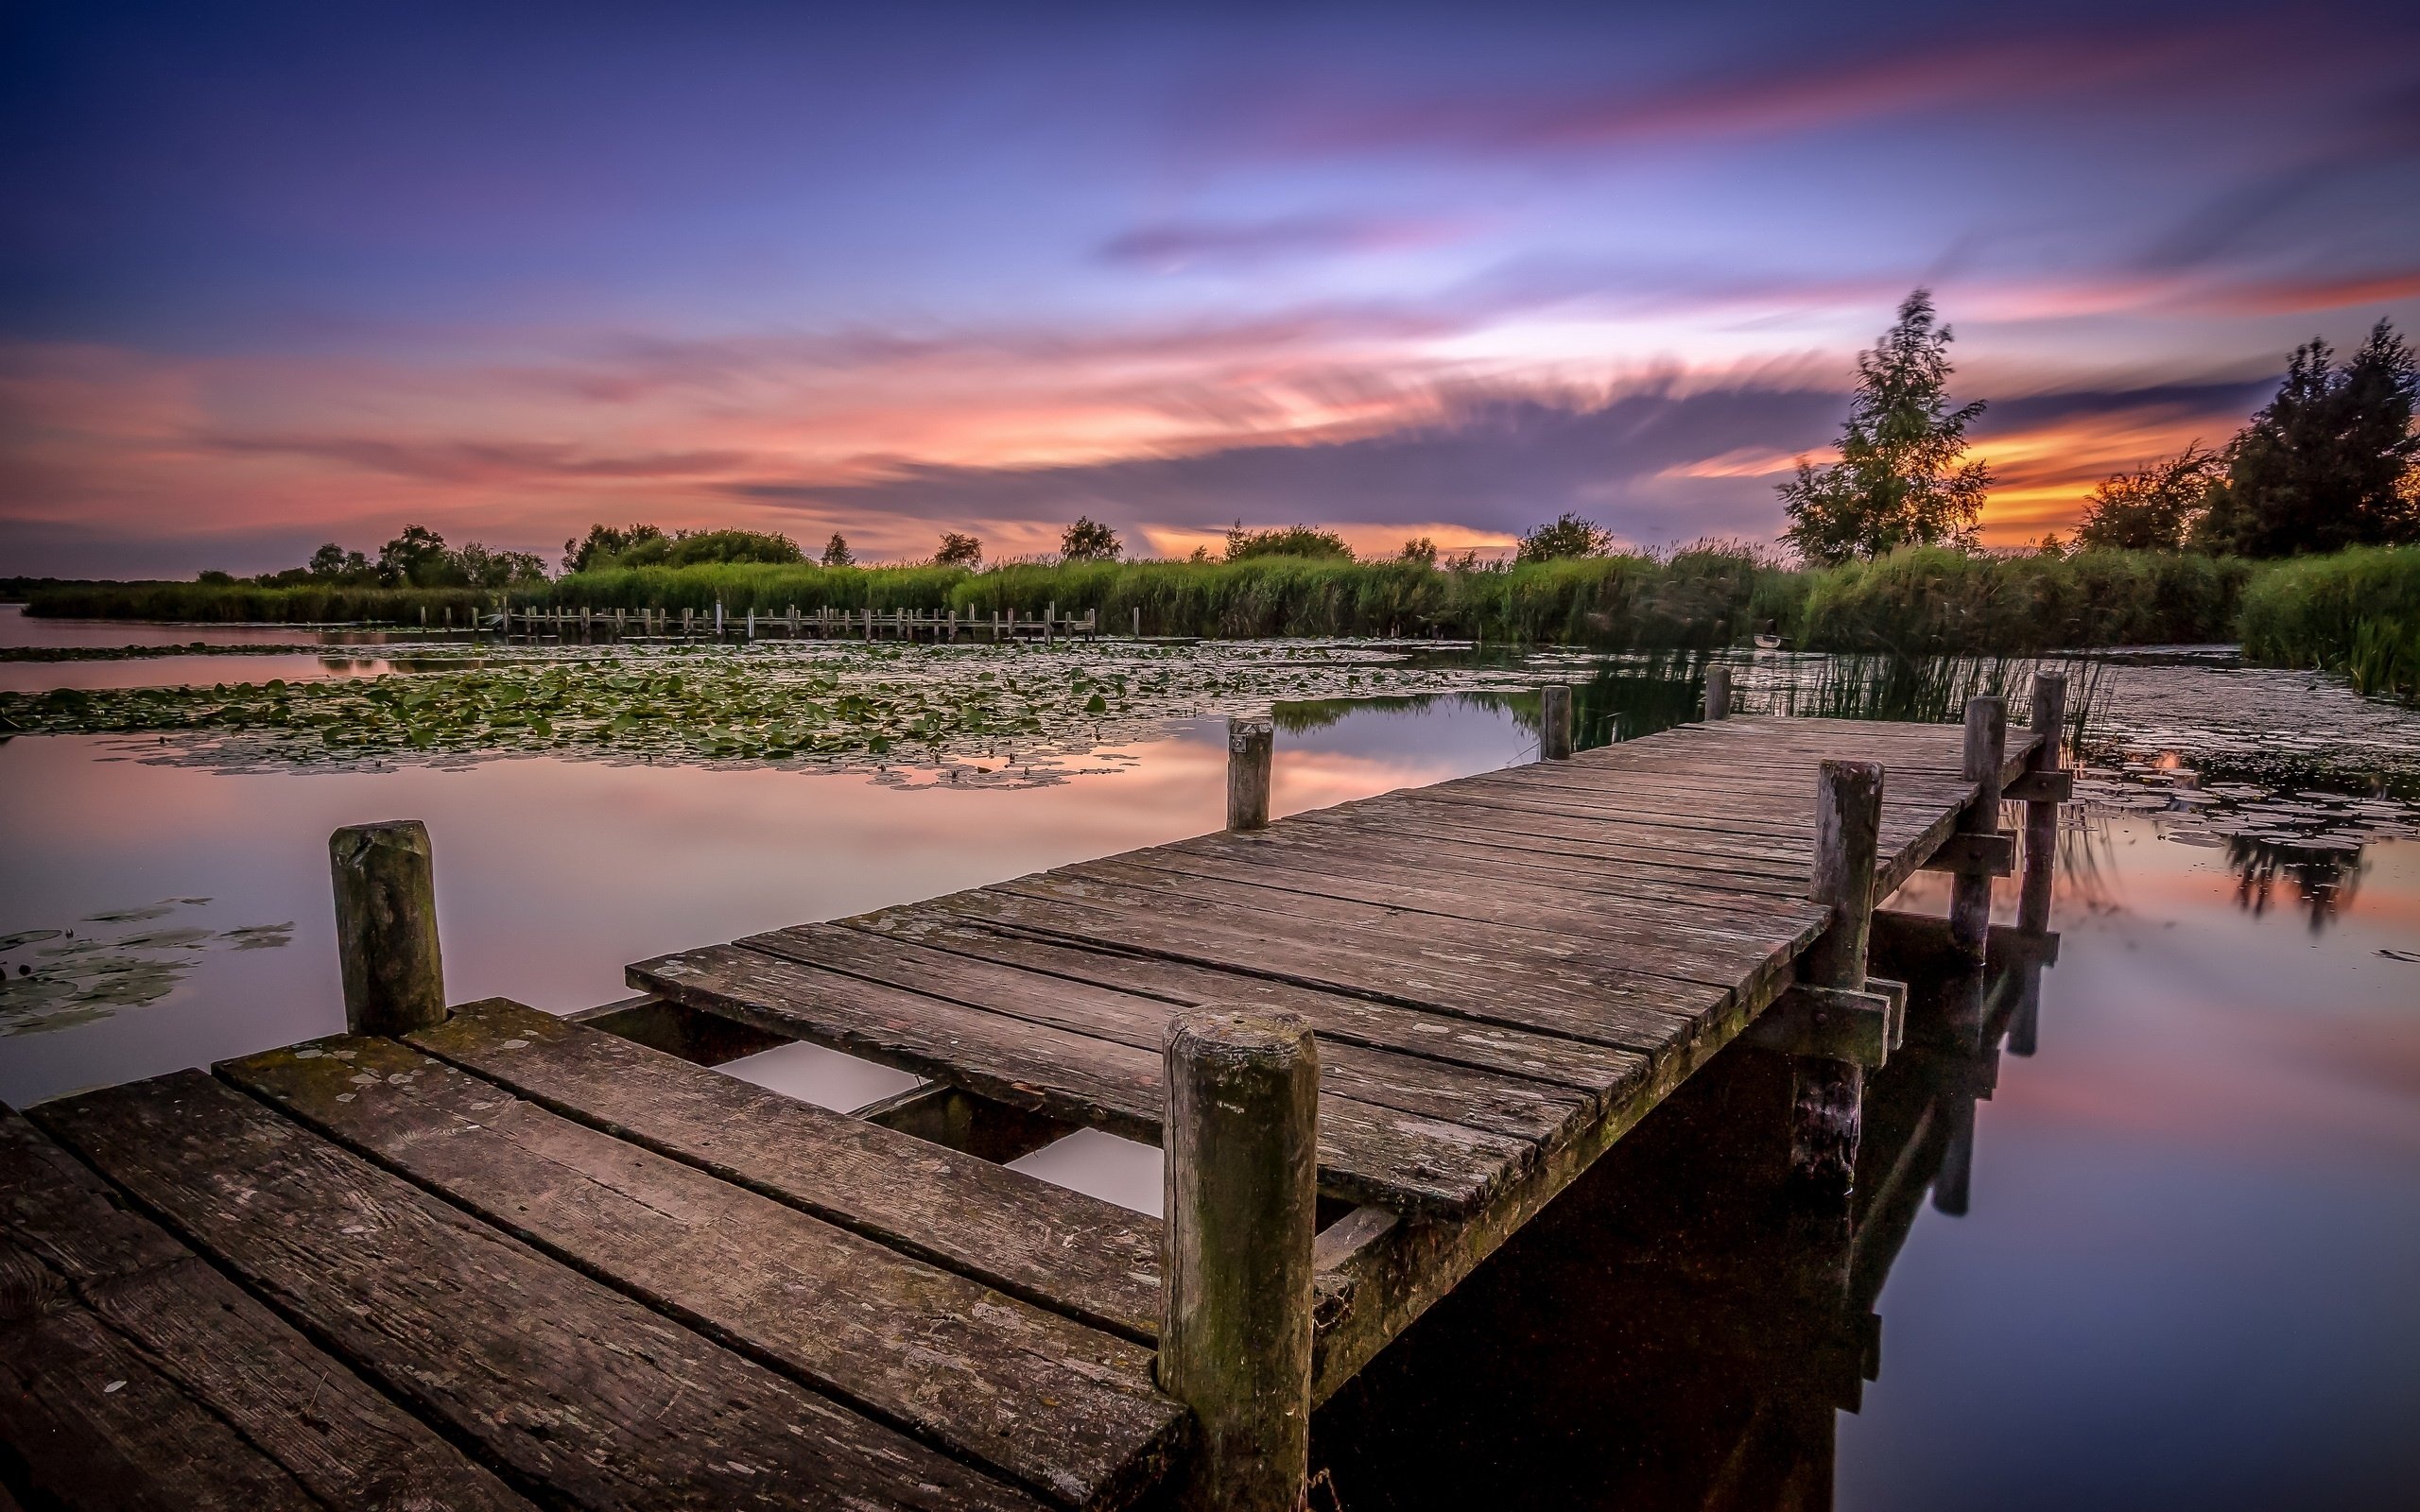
[0,1229,321,1512]
[411,998,1162,1343]
[0,1108,531,1512]
[949,870,1790,1037]
[742,923,1595,1147]
[1105,839,1824,952]
[1157,824,1823,932]
[1004,861,1788,995]
[1280,804,1817,901]
[630,945,1530,1217]
[835,912,1651,1098]
[1193,820,1820,915]
[906,885,1725,1058]
[221,1037,1184,1511]
[32,1073,1052,1512]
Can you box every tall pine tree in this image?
[2194,319,2420,556]
[1781,289,1993,566]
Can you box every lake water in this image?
[3,606,2416,1510]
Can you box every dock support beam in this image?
[1161,1010,1318,1512]
[1704,663,1732,721]
[329,820,447,1037]
[1540,684,1574,760]
[1791,760,1882,1192]
[1227,717,1273,832]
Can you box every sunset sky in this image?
[5,0,2417,576]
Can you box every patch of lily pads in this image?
[0,902,295,1037]
[0,641,1539,773]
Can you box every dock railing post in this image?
[1161,1009,1318,1512]
[1227,718,1274,832]
[329,820,447,1037]
[1704,663,1732,720]
[2018,673,2066,934]
[1792,759,1882,1191]
[1540,684,1574,760]
[1948,696,2008,957]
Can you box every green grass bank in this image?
[21,546,2418,693]
[2238,545,2420,701]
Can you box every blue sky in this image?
[5,0,2416,575]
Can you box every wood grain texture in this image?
[0,1108,530,1512]
[220,1036,1184,1511]
[630,943,1530,1217]
[741,923,1596,1148]
[31,1073,1051,1512]
[412,999,1164,1344]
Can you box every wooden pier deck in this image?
[2,700,2066,1511]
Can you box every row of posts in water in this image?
[418,600,1123,644]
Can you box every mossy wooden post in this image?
[1791,760,1882,1192]
[1161,1009,1317,1512]
[2018,674,2066,934]
[329,821,446,1037]
[1540,684,1574,761]
[1704,663,1732,720]
[1133,606,1142,639]
[1227,718,1274,832]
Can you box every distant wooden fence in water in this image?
[1,679,2074,1511]
[447,600,1112,644]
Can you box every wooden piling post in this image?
[1227,718,1274,832]
[1161,1009,1318,1512]
[2018,673,2066,934]
[1948,696,2008,957]
[1704,663,1732,720]
[1133,605,1142,638]
[1791,760,1883,1191]
[1540,684,1574,761]
[328,820,446,1037]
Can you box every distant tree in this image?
[450,541,549,589]
[1224,523,1353,561]
[2193,319,2420,557]
[1398,536,1439,566]
[821,532,856,568]
[562,523,666,573]
[1516,512,1614,563]
[2033,532,2066,558]
[302,542,374,581]
[648,529,802,568]
[933,531,984,568]
[197,569,235,585]
[2075,443,2225,551]
[1060,516,1122,562]
[1780,289,1991,566]
[377,524,453,588]
[1186,544,1213,563]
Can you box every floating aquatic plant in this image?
[0,641,1544,772]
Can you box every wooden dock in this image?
[1,686,2069,1511]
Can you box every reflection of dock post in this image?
[329,820,448,1037]
[1790,759,1884,1191]
[1944,697,2008,1051]
[1227,718,1274,832]
[1161,1009,1318,1512]
[1540,684,1574,760]
[1704,663,1732,721]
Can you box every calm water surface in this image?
[2,612,2415,1510]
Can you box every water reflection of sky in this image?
[1844,819,2420,1512]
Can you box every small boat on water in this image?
[1754,633,1784,650]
